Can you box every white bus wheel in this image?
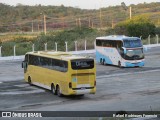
[118,61,122,68]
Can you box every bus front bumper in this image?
[125,61,145,67]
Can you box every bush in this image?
[114,15,156,38]
[155,27,160,36]
[0,27,99,56]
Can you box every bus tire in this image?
[51,84,57,95]
[102,59,105,65]
[28,76,32,85]
[57,85,62,97]
[100,58,103,65]
[118,61,122,68]
[78,94,84,97]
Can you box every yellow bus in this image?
[22,51,96,97]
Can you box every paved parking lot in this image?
[0,47,160,113]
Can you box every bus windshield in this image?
[123,39,142,48]
[71,59,94,70]
[124,48,144,60]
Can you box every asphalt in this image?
[0,46,160,119]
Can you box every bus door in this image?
[115,41,123,64]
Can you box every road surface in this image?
[0,47,160,114]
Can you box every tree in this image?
[114,15,156,38]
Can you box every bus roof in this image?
[26,51,88,61]
[96,35,140,41]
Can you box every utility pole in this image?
[76,19,78,27]
[129,6,132,19]
[79,18,81,29]
[99,0,102,30]
[88,17,91,28]
[32,20,34,33]
[112,19,114,29]
[44,15,46,35]
[62,17,65,29]
[99,8,102,30]
[0,46,2,57]
[38,23,39,32]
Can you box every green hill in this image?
[0,2,160,33]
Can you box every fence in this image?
[0,35,159,57]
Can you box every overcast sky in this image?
[0,0,159,9]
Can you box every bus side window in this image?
[60,61,68,72]
[40,57,51,68]
[96,39,102,46]
[51,59,68,72]
[29,55,33,65]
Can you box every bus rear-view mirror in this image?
[22,62,24,68]
[22,61,26,68]
[143,46,148,52]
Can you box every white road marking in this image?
[14,84,30,87]
[97,69,160,79]
[0,89,45,95]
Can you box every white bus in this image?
[96,35,145,67]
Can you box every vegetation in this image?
[1,27,101,56]
[114,15,156,38]
[0,2,160,32]
[1,25,159,56]
[0,2,160,56]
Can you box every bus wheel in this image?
[100,58,103,65]
[57,85,62,97]
[118,61,122,68]
[28,76,32,85]
[102,59,105,65]
[51,84,57,95]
